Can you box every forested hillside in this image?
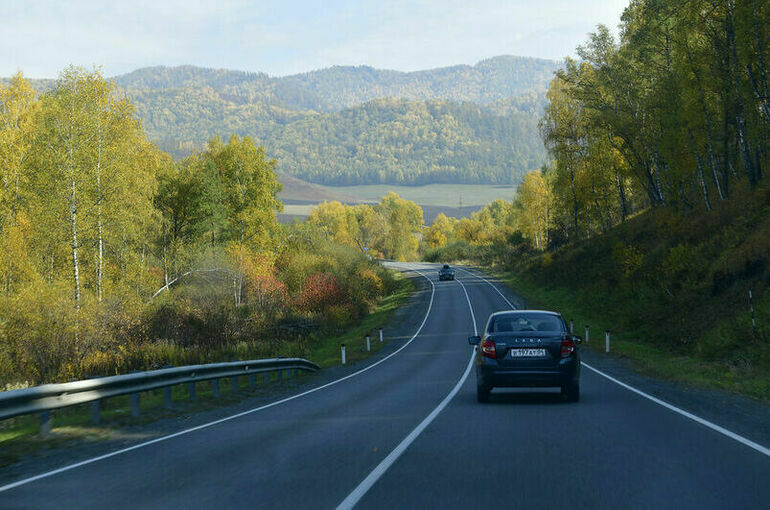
[266,98,543,184]
[114,56,558,110]
[410,0,769,399]
[4,56,557,185]
[278,56,558,109]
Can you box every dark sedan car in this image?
[468,310,581,402]
[438,264,455,281]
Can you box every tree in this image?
[0,73,38,293]
[424,213,455,248]
[375,192,423,261]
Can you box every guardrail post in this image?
[605,330,610,353]
[131,393,140,417]
[570,319,574,334]
[365,334,371,352]
[189,382,197,401]
[164,386,173,409]
[41,411,52,437]
[212,379,220,398]
[294,368,299,377]
[379,328,383,343]
[341,344,346,365]
[277,370,283,381]
[585,325,589,344]
[264,372,270,384]
[91,400,101,425]
[231,376,238,393]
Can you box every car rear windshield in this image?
[487,313,565,333]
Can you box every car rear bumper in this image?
[476,356,579,388]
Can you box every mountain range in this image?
[9,56,562,185]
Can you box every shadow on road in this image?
[481,389,567,405]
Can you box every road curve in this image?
[1,263,768,509]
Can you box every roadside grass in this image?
[0,273,414,469]
[310,273,414,368]
[494,269,770,403]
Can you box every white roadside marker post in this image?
[379,328,384,343]
[366,334,371,352]
[585,325,589,344]
[605,330,610,353]
[570,319,574,334]
[341,344,347,365]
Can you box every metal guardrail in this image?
[0,358,319,435]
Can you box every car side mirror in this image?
[572,335,582,344]
[468,335,481,345]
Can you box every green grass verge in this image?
[493,268,770,403]
[309,273,413,367]
[0,273,415,468]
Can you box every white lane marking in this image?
[0,267,436,494]
[337,274,478,509]
[582,363,770,457]
[463,265,770,458]
[455,267,515,308]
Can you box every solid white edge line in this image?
[336,272,479,509]
[0,267,437,494]
[462,265,770,458]
[456,267,515,309]
[581,362,770,457]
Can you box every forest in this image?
[410,0,769,399]
[0,69,427,388]
[5,56,557,185]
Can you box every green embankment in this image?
[0,274,413,467]
[478,185,770,402]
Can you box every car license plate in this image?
[510,348,546,358]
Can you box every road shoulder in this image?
[0,267,433,486]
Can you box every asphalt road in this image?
[2,262,769,509]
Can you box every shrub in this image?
[296,272,346,314]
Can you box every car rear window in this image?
[488,313,565,333]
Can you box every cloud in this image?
[2,0,628,78]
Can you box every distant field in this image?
[327,183,517,207]
[277,175,518,224]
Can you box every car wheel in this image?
[562,381,580,402]
[477,384,490,403]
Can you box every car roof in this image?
[488,309,560,317]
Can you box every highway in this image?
[2,262,768,509]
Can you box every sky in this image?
[3,0,629,79]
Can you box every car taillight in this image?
[561,336,575,358]
[481,339,497,359]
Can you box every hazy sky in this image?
[4,0,628,78]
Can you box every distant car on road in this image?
[468,310,581,402]
[438,264,455,281]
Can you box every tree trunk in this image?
[726,1,758,185]
[69,178,81,309]
[94,124,105,302]
[751,0,769,122]
[569,165,579,239]
[614,167,628,222]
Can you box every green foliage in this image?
[265,98,546,185]
[0,70,400,387]
[532,0,769,244]
[63,57,558,184]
